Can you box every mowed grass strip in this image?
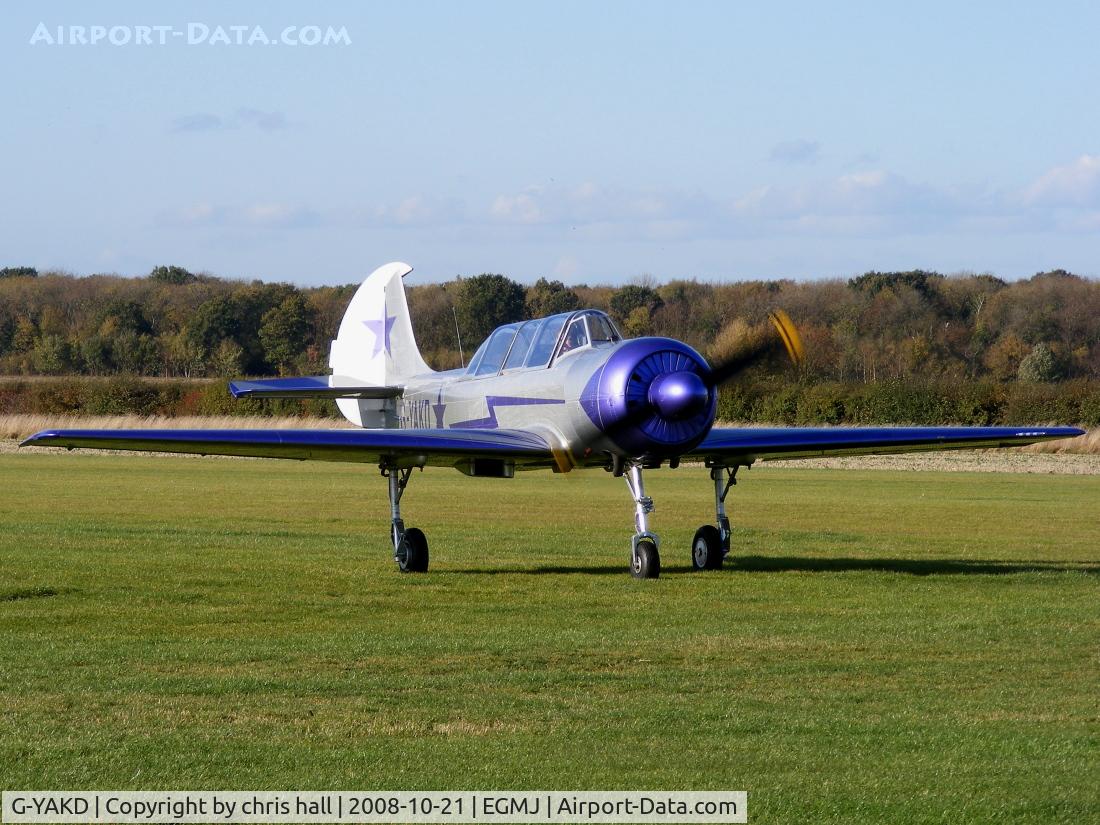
[1,453,1097,824]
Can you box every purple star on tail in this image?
[362,300,397,357]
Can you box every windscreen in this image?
[524,314,569,368]
[504,319,543,370]
[588,313,619,343]
[556,317,589,358]
[473,324,520,376]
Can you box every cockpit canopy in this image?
[466,310,622,377]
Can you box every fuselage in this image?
[393,309,718,465]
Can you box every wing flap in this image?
[690,426,1085,464]
[21,427,554,468]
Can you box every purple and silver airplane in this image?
[23,262,1083,578]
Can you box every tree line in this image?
[2,265,1099,388]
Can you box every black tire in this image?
[397,527,429,573]
[630,538,661,579]
[691,525,723,571]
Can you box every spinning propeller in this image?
[552,310,804,473]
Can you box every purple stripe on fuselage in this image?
[451,396,565,429]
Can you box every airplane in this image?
[23,262,1083,578]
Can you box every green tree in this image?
[259,293,314,373]
[11,318,37,353]
[79,335,112,374]
[209,340,245,377]
[0,312,14,355]
[1017,343,1061,382]
[98,299,152,336]
[188,296,241,355]
[609,284,663,322]
[162,329,205,378]
[455,274,526,346]
[525,278,580,318]
[0,266,37,278]
[622,306,653,337]
[31,335,72,374]
[235,283,301,372]
[111,332,160,374]
[149,265,196,284]
[848,270,944,299]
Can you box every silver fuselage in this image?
[395,341,620,463]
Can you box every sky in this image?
[3,1,1100,287]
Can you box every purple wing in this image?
[21,427,555,469]
[688,426,1084,464]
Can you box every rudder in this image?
[329,261,433,426]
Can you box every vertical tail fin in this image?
[329,262,432,426]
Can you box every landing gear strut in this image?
[383,465,428,572]
[624,463,660,579]
[691,465,738,571]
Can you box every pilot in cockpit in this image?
[558,319,588,355]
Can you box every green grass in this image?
[1,453,1098,824]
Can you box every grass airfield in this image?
[1,452,1097,824]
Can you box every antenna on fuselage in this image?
[452,305,465,368]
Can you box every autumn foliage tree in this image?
[0,266,1098,391]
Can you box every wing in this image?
[21,427,556,470]
[688,426,1084,465]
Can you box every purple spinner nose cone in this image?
[648,370,709,420]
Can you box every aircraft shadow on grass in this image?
[453,557,1099,576]
[731,556,1099,576]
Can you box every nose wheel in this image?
[631,537,660,579]
[624,463,661,579]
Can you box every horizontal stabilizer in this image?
[228,376,403,400]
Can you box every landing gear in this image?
[399,527,429,573]
[691,525,723,570]
[384,465,429,573]
[631,538,660,578]
[624,464,661,579]
[691,465,738,571]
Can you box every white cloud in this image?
[361,195,467,227]
[337,152,1100,244]
[1021,154,1100,207]
[486,183,718,230]
[491,191,543,224]
[734,171,953,221]
[243,203,318,228]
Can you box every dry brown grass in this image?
[0,413,352,442]
[1018,428,1100,454]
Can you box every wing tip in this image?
[21,430,55,447]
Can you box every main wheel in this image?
[691,525,723,571]
[397,527,429,573]
[630,538,661,579]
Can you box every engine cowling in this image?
[579,338,717,457]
